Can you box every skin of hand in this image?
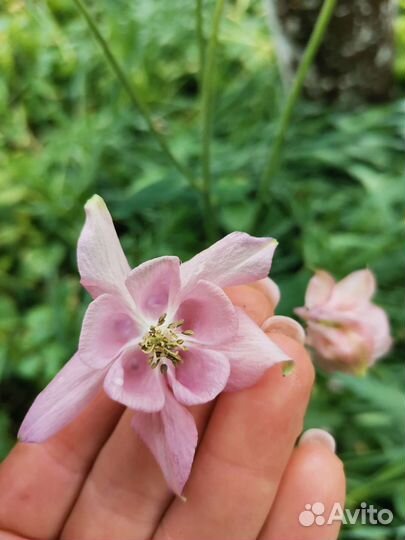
[0,333,345,540]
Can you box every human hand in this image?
[0,334,345,540]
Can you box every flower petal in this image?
[167,347,230,405]
[175,280,238,346]
[77,195,131,298]
[181,232,278,291]
[330,269,376,309]
[262,315,306,344]
[365,305,392,360]
[305,270,335,309]
[79,294,140,369]
[18,353,106,443]
[104,348,165,412]
[125,256,181,321]
[131,389,198,495]
[222,308,291,391]
[306,321,373,368]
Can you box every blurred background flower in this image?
[0,1,404,537]
[296,269,392,375]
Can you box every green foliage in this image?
[395,1,405,80]
[0,1,404,537]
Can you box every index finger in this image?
[153,334,315,540]
[0,390,123,540]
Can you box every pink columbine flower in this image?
[18,195,292,494]
[295,269,392,375]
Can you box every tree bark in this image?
[268,0,396,104]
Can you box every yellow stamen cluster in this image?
[139,314,194,374]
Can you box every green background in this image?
[0,1,404,538]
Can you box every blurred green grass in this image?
[0,1,404,537]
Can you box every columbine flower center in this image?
[139,313,194,374]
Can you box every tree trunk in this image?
[268,0,396,104]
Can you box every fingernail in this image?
[298,428,336,453]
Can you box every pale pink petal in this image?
[79,294,140,369]
[175,280,238,346]
[181,232,278,291]
[307,325,369,375]
[294,306,311,321]
[330,269,376,309]
[18,353,106,443]
[167,347,230,406]
[77,195,131,297]
[132,389,198,495]
[222,308,291,391]
[365,305,392,360]
[125,256,181,321]
[307,321,373,369]
[262,315,306,344]
[305,270,335,309]
[104,348,165,412]
[296,305,356,327]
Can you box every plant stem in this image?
[252,0,337,232]
[346,460,405,507]
[72,0,197,190]
[201,0,226,241]
[196,0,205,86]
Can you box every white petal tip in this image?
[17,422,32,442]
[85,194,107,211]
[17,428,38,444]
